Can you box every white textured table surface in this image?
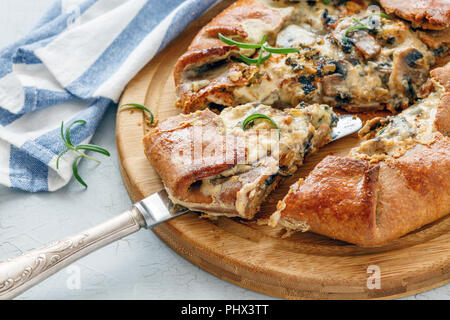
[0,0,448,300]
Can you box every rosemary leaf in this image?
[218,33,262,49]
[242,113,280,138]
[75,144,111,156]
[120,103,154,124]
[65,120,86,146]
[56,149,69,170]
[72,156,88,188]
[238,52,271,65]
[263,43,299,54]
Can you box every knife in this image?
[0,115,362,300]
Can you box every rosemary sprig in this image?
[242,114,280,138]
[371,13,391,19]
[218,33,299,65]
[218,33,262,49]
[238,52,272,65]
[262,43,300,54]
[57,120,110,187]
[72,156,87,188]
[119,103,154,125]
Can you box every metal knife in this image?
[0,115,362,300]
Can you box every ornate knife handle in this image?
[0,208,146,300]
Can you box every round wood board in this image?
[116,0,450,300]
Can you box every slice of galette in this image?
[143,102,336,219]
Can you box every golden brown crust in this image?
[374,136,450,244]
[435,92,450,135]
[431,63,450,135]
[143,109,237,202]
[277,135,450,247]
[418,28,450,50]
[277,156,381,246]
[143,109,257,216]
[431,61,450,90]
[187,0,291,51]
[173,45,237,86]
[174,58,251,114]
[379,0,450,30]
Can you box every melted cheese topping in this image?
[276,24,317,47]
[241,19,276,43]
[240,3,433,110]
[197,102,336,217]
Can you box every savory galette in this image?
[143,0,449,246]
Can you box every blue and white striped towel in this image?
[0,0,217,192]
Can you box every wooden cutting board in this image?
[116,0,450,299]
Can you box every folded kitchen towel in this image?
[0,0,217,192]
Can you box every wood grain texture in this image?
[116,0,450,299]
